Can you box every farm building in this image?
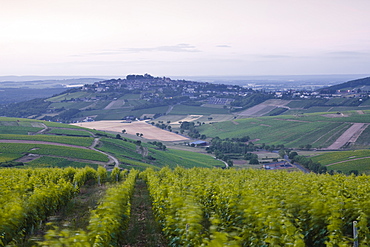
[190,140,208,147]
[263,161,292,170]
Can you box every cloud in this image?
[256,54,293,59]
[125,44,201,53]
[73,44,201,57]
[216,45,231,48]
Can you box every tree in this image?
[227,160,233,167]
[136,133,140,137]
[288,151,298,159]
[278,149,286,158]
[115,134,122,139]
[249,158,259,164]
[122,129,126,134]
[348,170,359,176]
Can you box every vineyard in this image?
[2,167,370,246]
[141,167,370,246]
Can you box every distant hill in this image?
[319,77,370,93]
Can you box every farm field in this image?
[310,149,370,165]
[169,105,229,115]
[0,134,94,147]
[45,128,93,137]
[72,120,189,141]
[306,149,370,174]
[0,142,109,162]
[49,101,93,110]
[96,137,224,170]
[46,91,95,102]
[327,158,370,174]
[198,111,370,148]
[26,156,99,169]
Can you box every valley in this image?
[2,75,370,246]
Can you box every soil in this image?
[71,121,189,142]
[326,123,368,149]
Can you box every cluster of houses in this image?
[80,74,252,104]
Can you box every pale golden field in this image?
[71,120,189,142]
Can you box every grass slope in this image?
[199,111,370,148]
[310,149,370,174]
[97,137,223,170]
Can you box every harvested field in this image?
[326,123,368,149]
[171,115,203,124]
[237,99,290,117]
[71,121,189,142]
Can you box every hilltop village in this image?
[81,74,369,102]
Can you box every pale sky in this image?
[1,0,370,76]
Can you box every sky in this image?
[1,0,370,77]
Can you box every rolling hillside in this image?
[0,117,224,170]
[198,110,370,149]
[319,76,370,93]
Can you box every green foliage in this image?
[142,167,370,246]
[41,169,138,246]
[291,155,327,174]
[0,168,89,245]
[0,98,51,118]
[27,156,99,169]
[231,93,273,110]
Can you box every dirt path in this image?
[122,179,168,247]
[89,137,120,167]
[33,123,49,135]
[326,123,368,149]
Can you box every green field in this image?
[327,158,370,174]
[46,92,94,102]
[46,128,93,137]
[120,94,141,100]
[119,157,158,170]
[309,149,370,174]
[310,149,370,165]
[49,101,93,109]
[0,126,43,135]
[0,134,93,147]
[154,149,223,168]
[96,137,224,169]
[0,143,109,162]
[26,156,99,169]
[170,105,229,115]
[98,138,145,162]
[198,111,370,148]
[0,153,23,163]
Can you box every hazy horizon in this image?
[2,0,370,76]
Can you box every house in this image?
[190,140,208,147]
